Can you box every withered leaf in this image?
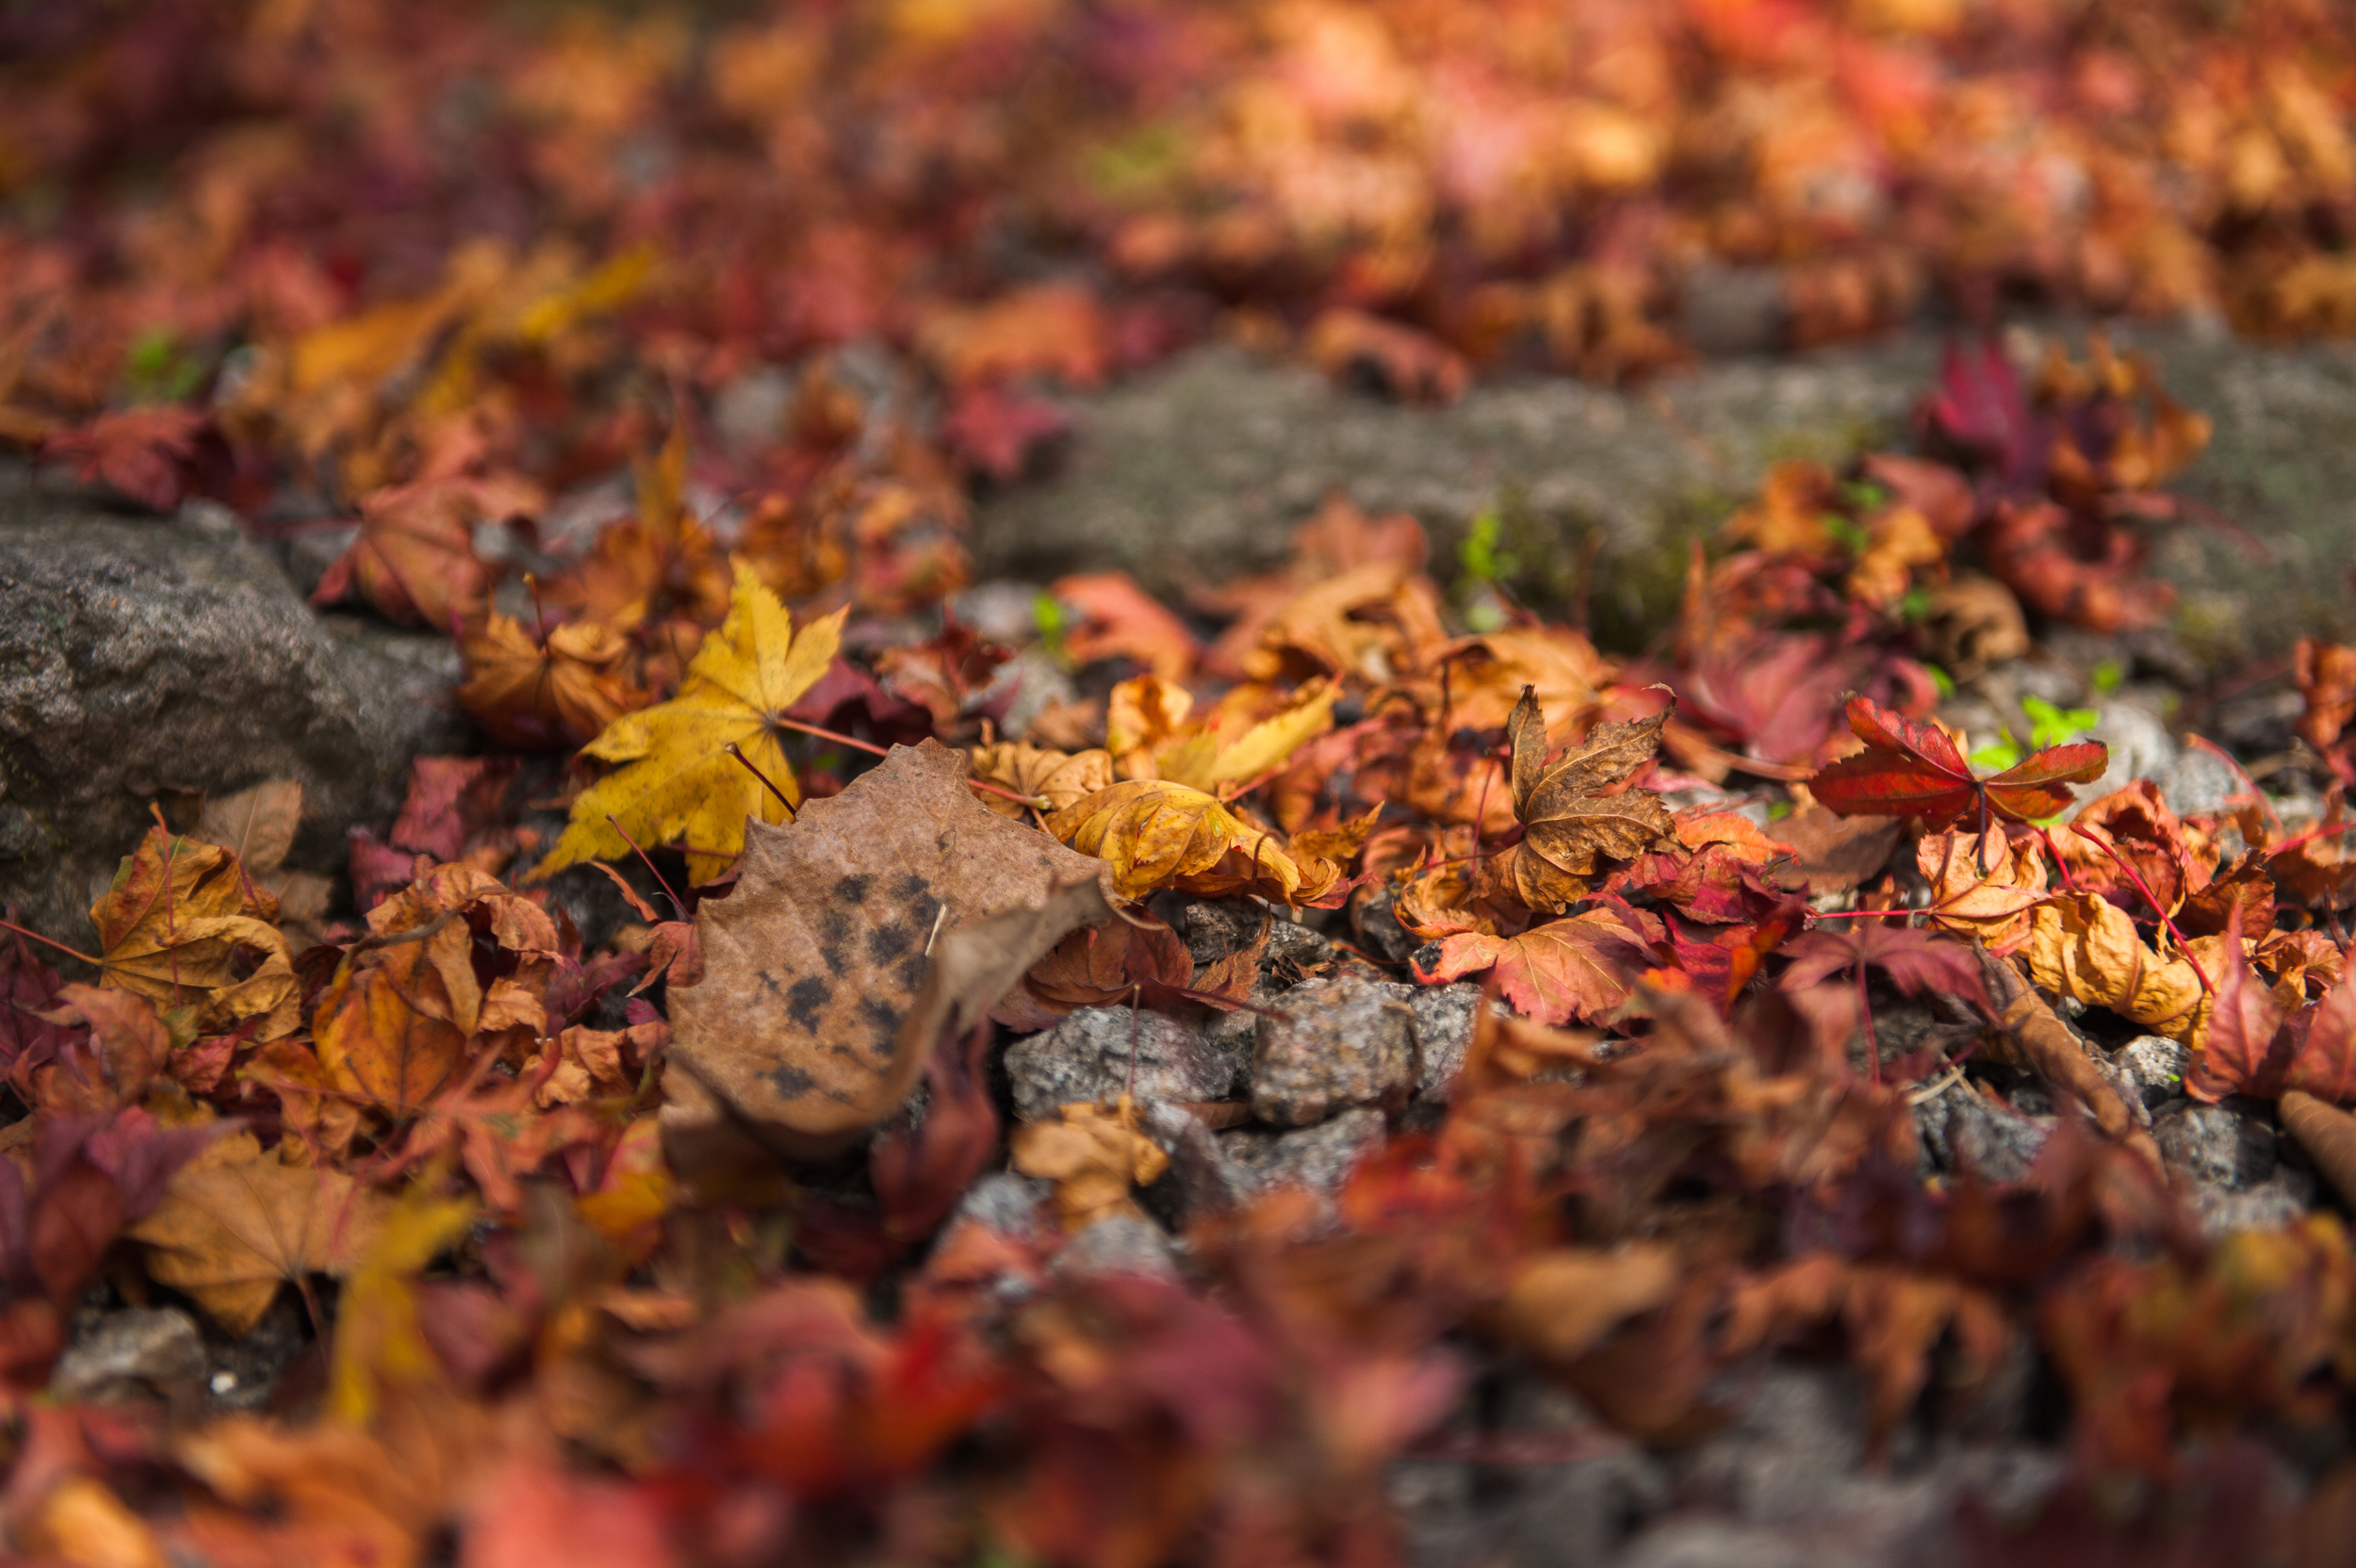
[1047,778,1305,903]
[968,741,1114,819]
[2028,891,2218,1044]
[1416,910,1650,1026]
[666,740,1114,1158]
[90,828,300,1041]
[127,1133,391,1334]
[1507,686,1676,891]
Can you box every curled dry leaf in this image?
[664,741,1115,1160]
[1918,829,2049,955]
[126,1132,391,1334]
[1104,675,1338,794]
[2027,891,2217,1045]
[1048,779,1303,903]
[2058,780,2213,916]
[535,564,846,885]
[1494,1244,1682,1365]
[1009,1098,1170,1232]
[90,828,299,1041]
[456,613,649,750]
[2295,637,2356,761]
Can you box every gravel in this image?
[1251,973,1419,1126]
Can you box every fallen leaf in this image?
[1051,571,1201,680]
[2058,780,2211,916]
[311,473,540,629]
[1918,829,2050,954]
[664,741,1114,1157]
[456,613,649,751]
[1504,686,1676,905]
[192,780,303,880]
[2027,891,2217,1044]
[1009,1098,1170,1232]
[1975,943,2153,1151]
[1048,778,1305,903]
[969,742,1115,819]
[1494,1244,1682,1364]
[1809,695,2107,827]
[127,1132,391,1333]
[40,405,207,512]
[2186,911,2291,1102]
[535,564,847,884]
[90,828,299,1041]
[1415,910,1650,1026]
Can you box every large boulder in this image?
[973,325,2356,663]
[0,467,466,953]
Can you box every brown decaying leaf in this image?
[968,742,1114,820]
[455,613,649,750]
[1504,685,1676,906]
[665,740,1115,1158]
[1417,909,1651,1027]
[126,1132,392,1334]
[89,827,300,1041]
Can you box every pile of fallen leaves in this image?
[9,0,2356,1560]
[0,311,2353,1564]
[8,0,2356,544]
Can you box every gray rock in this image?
[0,473,466,949]
[2188,1167,2316,1238]
[973,326,2356,664]
[2066,697,2179,812]
[2151,1100,2277,1189]
[1252,973,1418,1126]
[1054,1214,1181,1281]
[50,1307,205,1402]
[1913,1076,2053,1184]
[1407,982,1485,1102]
[2116,1035,2191,1109]
[1217,1106,1386,1203]
[1005,1007,1242,1122]
[952,1171,1053,1240]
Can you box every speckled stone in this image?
[1251,973,1417,1126]
[1006,1006,1242,1122]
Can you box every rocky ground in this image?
[8,323,2353,1564]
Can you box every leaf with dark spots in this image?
[663,741,1116,1159]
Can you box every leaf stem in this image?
[603,815,688,919]
[724,743,798,818]
[0,918,101,967]
[765,715,1040,807]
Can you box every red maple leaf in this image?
[1808,696,2106,829]
[40,406,208,513]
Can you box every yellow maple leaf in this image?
[1046,778,1303,902]
[1104,674,1336,794]
[534,564,844,884]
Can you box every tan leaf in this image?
[1009,1098,1170,1231]
[2028,891,2217,1043]
[90,828,298,1039]
[1047,778,1304,903]
[192,779,303,877]
[1496,1245,1682,1365]
[1919,829,2050,954]
[665,740,1115,1158]
[968,742,1115,819]
[127,1133,390,1334]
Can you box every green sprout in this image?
[1968,694,2101,772]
